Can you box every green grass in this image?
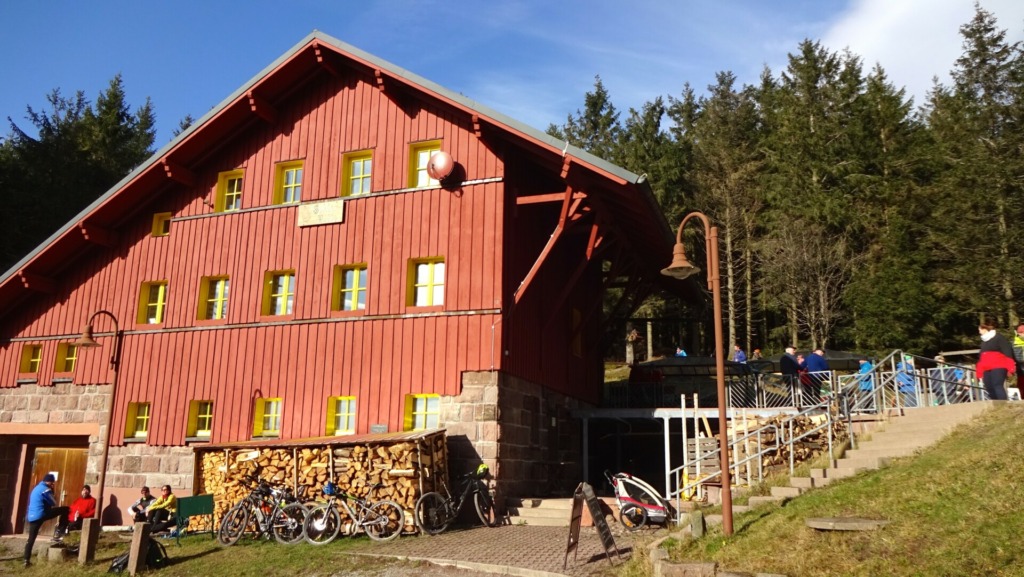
[625,403,1024,577]
[7,532,414,577]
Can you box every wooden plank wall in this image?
[0,69,507,444]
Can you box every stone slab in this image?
[805,517,889,531]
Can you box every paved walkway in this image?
[346,525,639,577]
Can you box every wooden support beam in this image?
[78,223,118,248]
[161,159,196,187]
[314,44,341,77]
[516,191,586,205]
[375,69,387,92]
[247,91,277,124]
[471,115,482,138]
[560,156,573,180]
[18,271,57,294]
[514,187,586,305]
[541,238,609,332]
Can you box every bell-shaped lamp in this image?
[660,243,701,280]
[73,324,102,348]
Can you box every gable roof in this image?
[0,31,685,323]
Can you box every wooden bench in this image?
[174,494,215,545]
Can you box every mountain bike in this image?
[303,482,405,544]
[414,464,497,535]
[217,475,309,546]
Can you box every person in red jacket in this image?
[976,317,1014,401]
[66,485,97,531]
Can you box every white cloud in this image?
[821,0,1024,106]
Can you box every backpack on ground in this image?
[146,539,170,570]
[107,550,130,574]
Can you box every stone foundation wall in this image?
[441,371,499,478]
[0,383,109,428]
[102,444,196,493]
[496,374,583,498]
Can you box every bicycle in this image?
[414,463,497,535]
[303,482,405,544]
[217,475,309,546]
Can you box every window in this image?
[332,265,367,311]
[326,396,356,435]
[198,276,230,320]
[126,402,151,438]
[216,170,244,212]
[55,343,78,373]
[187,400,214,438]
[342,151,372,196]
[409,141,441,188]
[253,398,282,437]
[137,281,168,324]
[20,344,42,373]
[404,394,440,431]
[408,258,445,307]
[274,161,304,204]
[263,271,295,316]
[152,212,171,237]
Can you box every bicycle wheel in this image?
[619,503,648,531]
[272,502,308,545]
[414,492,452,535]
[217,503,250,546]
[473,489,498,527]
[364,500,405,542]
[304,504,341,545]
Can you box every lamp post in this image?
[661,212,733,536]
[73,310,123,522]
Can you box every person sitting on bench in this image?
[126,486,155,523]
[146,485,178,534]
[66,484,97,531]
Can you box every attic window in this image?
[152,213,171,237]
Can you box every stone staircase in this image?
[749,401,996,506]
[504,497,575,526]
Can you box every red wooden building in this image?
[0,32,678,530]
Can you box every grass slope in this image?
[654,403,1024,576]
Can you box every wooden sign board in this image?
[565,482,620,569]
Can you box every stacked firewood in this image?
[728,414,848,470]
[194,431,447,533]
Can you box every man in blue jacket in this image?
[23,473,69,567]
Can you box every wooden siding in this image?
[0,69,507,445]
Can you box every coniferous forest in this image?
[1,6,1020,358]
[549,6,1024,357]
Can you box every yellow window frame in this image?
[152,212,171,237]
[404,394,440,431]
[187,400,214,437]
[137,281,168,324]
[55,343,78,373]
[342,150,373,197]
[198,276,230,320]
[262,271,295,316]
[274,160,304,204]
[325,396,356,435]
[332,264,367,311]
[126,402,151,438]
[408,140,441,188]
[408,258,445,307]
[253,397,282,437]
[216,170,244,212]
[20,344,42,373]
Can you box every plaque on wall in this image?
[297,198,345,227]
[370,424,388,434]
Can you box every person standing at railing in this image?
[1012,324,1024,384]
[800,349,829,405]
[896,355,918,407]
[977,318,1014,401]
[857,358,874,407]
[732,345,747,363]
[780,346,801,402]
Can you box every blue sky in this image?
[2,0,1022,145]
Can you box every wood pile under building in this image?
[191,429,447,533]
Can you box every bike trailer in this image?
[606,471,672,524]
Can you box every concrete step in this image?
[505,497,575,527]
[770,486,803,498]
[843,446,919,460]
[825,467,865,480]
[833,456,891,470]
[748,495,785,508]
[858,432,945,447]
[790,476,831,489]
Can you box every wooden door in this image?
[28,448,88,536]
